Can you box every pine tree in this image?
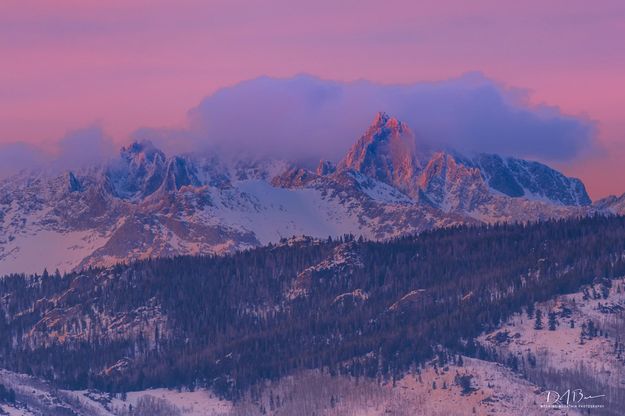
[548,311,557,331]
[534,310,544,330]
[587,320,597,338]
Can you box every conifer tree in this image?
[534,310,544,330]
[548,311,557,331]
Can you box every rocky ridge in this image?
[0,112,599,275]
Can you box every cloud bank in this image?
[137,72,597,164]
[54,125,116,169]
[1,73,597,179]
[0,124,115,178]
[0,142,46,178]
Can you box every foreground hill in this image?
[0,113,593,275]
[1,215,625,404]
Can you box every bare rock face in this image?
[108,140,167,199]
[271,166,317,188]
[66,172,83,193]
[316,160,336,176]
[0,113,598,276]
[418,152,491,212]
[475,153,592,206]
[338,112,423,197]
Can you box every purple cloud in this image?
[1,73,597,179]
[0,125,115,178]
[136,73,597,165]
[0,142,46,177]
[54,124,116,169]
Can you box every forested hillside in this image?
[1,215,625,398]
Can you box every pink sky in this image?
[2,0,625,198]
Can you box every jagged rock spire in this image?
[338,112,422,196]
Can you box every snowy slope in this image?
[0,361,573,416]
[207,179,365,244]
[479,277,625,412]
[0,369,231,416]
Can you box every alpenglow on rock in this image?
[337,112,591,210]
[338,112,423,197]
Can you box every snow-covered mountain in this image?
[0,112,594,275]
[594,192,625,215]
[338,112,591,210]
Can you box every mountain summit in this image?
[338,112,422,196]
[337,113,591,209]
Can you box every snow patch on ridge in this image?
[0,229,109,276]
[207,179,365,244]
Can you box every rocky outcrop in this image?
[338,112,423,197]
